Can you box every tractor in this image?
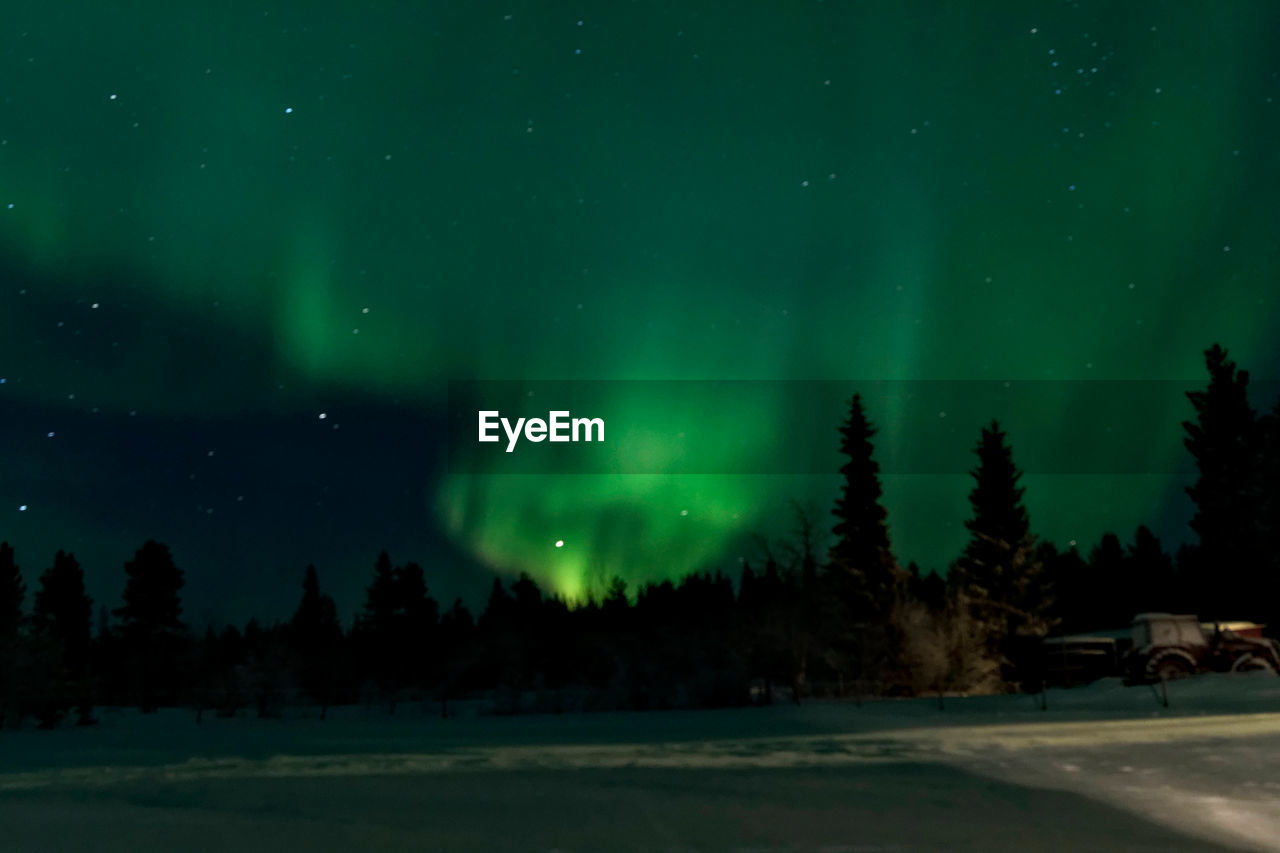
[1121,613,1280,684]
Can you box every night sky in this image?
[2,1,1278,625]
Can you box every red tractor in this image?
[1121,613,1280,684]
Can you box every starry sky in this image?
[2,1,1278,625]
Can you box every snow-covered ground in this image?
[4,674,1280,851]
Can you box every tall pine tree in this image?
[956,421,1036,604]
[355,550,400,701]
[827,394,896,618]
[1182,343,1264,619]
[1258,397,1280,625]
[291,564,344,715]
[360,550,397,632]
[115,540,186,711]
[1040,541,1087,633]
[393,561,439,690]
[0,542,22,646]
[1127,525,1177,613]
[32,551,93,726]
[955,421,1051,686]
[1088,532,1128,630]
[0,542,25,726]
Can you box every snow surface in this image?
[4,674,1280,851]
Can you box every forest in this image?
[1,344,1277,727]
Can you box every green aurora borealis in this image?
[2,1,1278,618]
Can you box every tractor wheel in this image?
[1145,649,1197,682]
[1231,654,1278,675]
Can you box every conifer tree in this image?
[1254,396,1280,625]
[115,540,186,711]
[1088,532,1128,630]
[393,561,439,689]
[438,598,475,718]
[355,550,400,703]
[117,541,186,636]
[906,561,946,611]
[360,550,398,633]
[1127,525,1177,612]
[1040,541,1087,632]
[32,551,93,726]
[1182,343,1264,618]
[955,421,1050,686]
[291,564,343,715]
[956,421,1031,600]
[0,542,25,726]
[828,394,896,619]
[602,576,628,617]
[440,598,475,669]
[0,542,22,644]
[479,576,514,633]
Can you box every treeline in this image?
[1,343,1278,725]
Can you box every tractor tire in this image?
[1231,654,1278,675]
[1144,649,1198,682]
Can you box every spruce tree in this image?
[292,565,332,637]
[1127,525,1177,613]
[33,551,93,673]
[737,561,765,696]
[1087,533,1129,630]
[0,543,25,726]
[1040,541,1088,633]
[291,565,343,714]
[440,598,475,648]
[955,421,1050,685]
[601,576,627,617]
[116,540,185,635]
[957,421,1032,602]
[479,576,514,633]
[738,561,758,612]
[115,541,186,711]
[439,597,475,708]
[1182,343,1264,619]
[0,542,22,645]
[906,562,946,611]
[360,550,397,634]
[1256,397,1280,626]
[393,561,439,689]
[828,394,896,618]
[355,550,399,701]
[32,551,93,726]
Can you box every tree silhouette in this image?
[1087,532,1128,630]
[115,540,187,712]
[479,576,514,633]
[361,550,398,630]
[506,572,545,692]
[392,561,439,693]
[353,550,401,707]
[1127,525,1177,613]
[290,564,344,717]
[954,421,1050,688]
[828,394,896,618]
[1182,343,1265,619]
[32,551,93,727]
[956,421,1030,598]
[0,542,25,727]
[14,344,1268,716]
[1258,397,1280,626]
[438,598,475,717]
[0,542,21,645]
[906,562,946,611]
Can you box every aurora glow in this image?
[1,1,1277,619]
